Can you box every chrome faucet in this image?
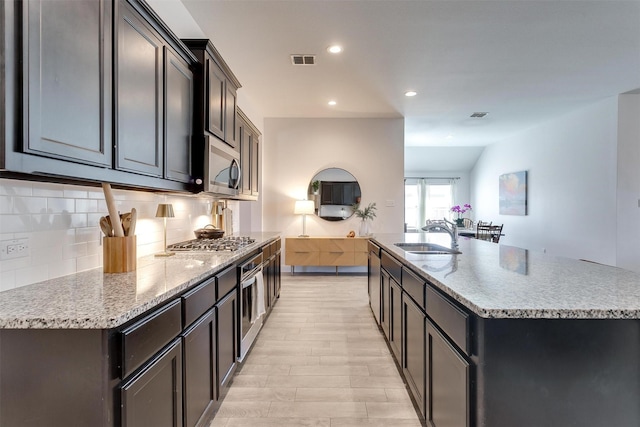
[422,218,459,249]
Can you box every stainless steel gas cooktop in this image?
[167,236,256,252]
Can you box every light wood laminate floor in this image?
[209,274,422,427]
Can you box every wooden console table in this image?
[285,237,369,274]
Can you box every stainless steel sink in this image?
[394,242,461,255]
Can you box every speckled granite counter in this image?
[0,232,280,329]
[373,233,640,319]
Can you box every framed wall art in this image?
[499,170,527,215]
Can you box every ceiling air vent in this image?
[291,54,316,66]
[470,112,489,118]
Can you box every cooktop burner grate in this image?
[167,236,256,252]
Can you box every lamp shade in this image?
[294,200,315,215]
[155,203,175,218]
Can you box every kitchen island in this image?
[0,232,281,427]
[369,233,640,427]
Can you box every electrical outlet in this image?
[0,238,30,260]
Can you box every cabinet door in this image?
[116,1,164,176]
[206,57,225,141]
[183,309,216,427]
[240,120,252,194]
[165,47,193,183]
[250,134,260,195]
[225,85,238,148]
[368,251,381,325]
[380,270,390,339]
[274,252,281,298]
[403,294,426,418]
[269,256,278,307]
[427,321,470,427]
[121,338,183,427]
[216,289,238,393]
[25,0,112,166]
[389,278,402,362]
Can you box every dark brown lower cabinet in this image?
[182,308,216,427]
[389,278,402,362]
[216,289,238,393]
[120,338,183,427]
[427,320,470,427]
[403,294,426,418]
[368,248,381,325]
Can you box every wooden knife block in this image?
[103,236,137,273]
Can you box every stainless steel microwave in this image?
[201,136,241,197]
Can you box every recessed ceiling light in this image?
[328,100,337,106]
[405,91,417,97]
[327,45,343,54]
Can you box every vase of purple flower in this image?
[450,203,472,227]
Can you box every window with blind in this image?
[404,179,454,232]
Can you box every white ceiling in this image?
[156,0,640,170]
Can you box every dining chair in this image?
[462,218,474,229]
[476,223,493,241]
[489,224,504,243]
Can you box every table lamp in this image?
[155,203,175,257]
[294,200,315,237]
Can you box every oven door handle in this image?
[241,267,262,289]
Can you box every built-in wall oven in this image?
[238,252,265,361]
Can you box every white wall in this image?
[262,118,405,272]
[470,97,619,265]
[616,93,640,272]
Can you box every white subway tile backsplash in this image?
[63,242,88,260]
[63,186,88,199]
[76,199,99,213]
[0,179,32,196]
[0,196,12,214]
[15,264,49,287]
[47,197,76,213]
[0,214,33,233]
[76,253,101,272]
[32,182,64,197]
[0,255,30,273]
[48,258,77,279]
[0,270,16,291]
[86,240,102,256]
[13,196,47,215]
[76,227,100,243]
[0,178,216,289]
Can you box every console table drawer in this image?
[320,251,354,265]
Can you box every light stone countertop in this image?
[373,233,640,319]
[0,232,280,329]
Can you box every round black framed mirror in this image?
[307,168,362,221]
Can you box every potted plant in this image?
[450,203,472,227]
[352,202,377,236]
[311,180,320,194]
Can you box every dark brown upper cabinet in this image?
[23,0,113,167]
[237,108,261,200]
[116,0,164,177]
[165,47,194,183]
[2,0,197,192]
[182,39,242,150]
